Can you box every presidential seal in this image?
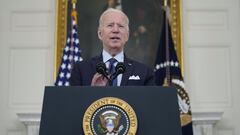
[83,97,138,135]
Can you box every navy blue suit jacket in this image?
[70,55,155,86]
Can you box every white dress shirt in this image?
[102,50,124,86]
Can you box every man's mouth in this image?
[110,37,120,40]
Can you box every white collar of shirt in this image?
[102,50,124,63]
[102,50,124,86]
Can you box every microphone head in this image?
[96,62,107,75]
[115,62,125,74]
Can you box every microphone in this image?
[115,62,126,74]
[96,62,109,80]
[111,62,126,80]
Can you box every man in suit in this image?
[70,8,155,86]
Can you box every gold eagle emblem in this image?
[99,110,124,135]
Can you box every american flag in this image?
[154,7,193,135]
[55,15,83,86]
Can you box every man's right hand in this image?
[91,73,108,86]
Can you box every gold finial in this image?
[72,0,77,4]
[71,0,77,22]
[71,10,77,22]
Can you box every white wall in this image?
[0,0,55,134]
[183,0,240,134]
[0,0,240,135]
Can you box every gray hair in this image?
[98,8,129,31]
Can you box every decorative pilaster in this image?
[192,111,223,135]
[17,113,41,135]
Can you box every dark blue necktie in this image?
[108,58,118,86]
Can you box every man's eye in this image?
[119,25,126,29]
[118,24,123,28]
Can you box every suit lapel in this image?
[120,57,134,86]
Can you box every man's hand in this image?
[91,73,108,86]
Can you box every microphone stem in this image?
[101,73,112,86]
[108,79,113,86]
[108,74,115,86]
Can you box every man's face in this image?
[98,11,129,55]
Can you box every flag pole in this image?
[163,0,171,86]
[72,0,77,9]
[70,0,77,71]
[164,0,168,7]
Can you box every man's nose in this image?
[112,25,120,32]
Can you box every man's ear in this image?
[98,30,102,40]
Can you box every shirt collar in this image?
[102,50,124,63]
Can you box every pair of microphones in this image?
[96,62,126,86]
